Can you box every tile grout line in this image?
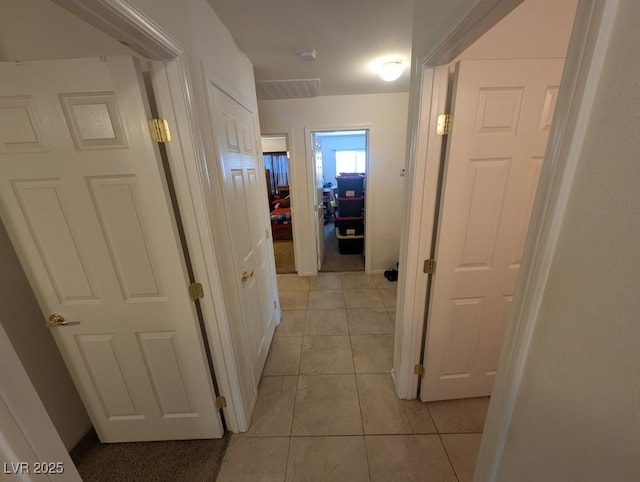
[437,432,461,482]
[272,277,441,481]
[287,305,306,439]
[349,309,373,481]
[284,373,297,481]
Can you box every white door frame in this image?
[261,129,300,273]
[393,0,618,480]
[304,125,372,274]
[51,0,248,432]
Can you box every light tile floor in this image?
[217,272,489,482]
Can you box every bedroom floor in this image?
[273,239,295,273]
[321,221,364,272]
[272,222,365,274]
[217,272,489,481]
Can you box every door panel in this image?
[457,158,510,268]
[12,179,99,302]
[421,59,564,401]
[207,83,277,388]
[75,334,142,420]
[88,176,162,299]
[0,57,222,441]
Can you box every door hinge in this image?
[414,364,425,376]
[215,396,227,410]
[423,259,436,275]
[188,282,204,301]
[148,118,171,142]
[436,114,453,135]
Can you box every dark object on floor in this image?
[384,269,397,281]
[70,428,231,481]
[384,268,398,282]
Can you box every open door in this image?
[312,136,325,270]
[0,57,223,441]
[421,58,564,401]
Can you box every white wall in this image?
[493,2,640,479]
[258,93,409,274]
[262,137,287,153]
[455,0,577,61]
[129,0,258,106]
[0,0,135,61]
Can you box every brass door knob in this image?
[241,270,255,283]
[46,314,80,327]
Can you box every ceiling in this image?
[206,0,414,99]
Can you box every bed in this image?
[270,192,292,240]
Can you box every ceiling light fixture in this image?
[297,49,317,62]
[379,60,404,81]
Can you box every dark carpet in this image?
[71,429,230,481]
[321,222,364,272]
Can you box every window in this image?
[335,150,366,176]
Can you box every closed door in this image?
[421,58,564,401]
[207,83,276,388]
[0,57,223,441]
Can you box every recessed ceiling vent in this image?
[256,79,320,100]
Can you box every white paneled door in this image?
[206,83,277,395]
[0,57,223,441]
[421,59,564,401]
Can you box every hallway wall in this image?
[454,0,577,62]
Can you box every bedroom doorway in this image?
[311,130,368,273]
[262,135,295,273]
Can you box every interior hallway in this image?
[217,272,490,481]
